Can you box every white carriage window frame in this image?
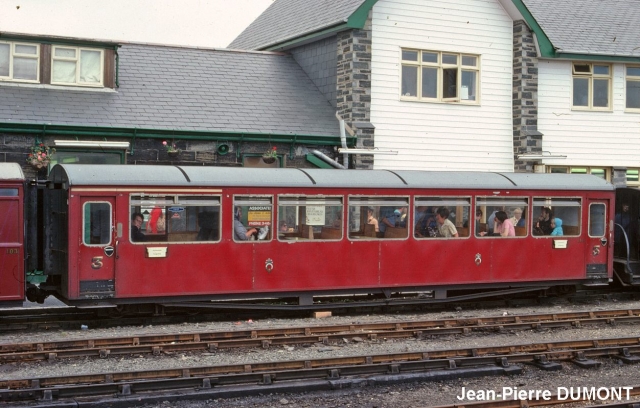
[400,49,480,104]
[532,197,582,237]
[277,195,343,242]
[82,201,112,247]
[475,197,529,238]
[0,40,40,83]
[588,202,607,238]
[414,196,471,240]
[51,45,104,87]
[129,194,222,244]
[626,65,640,112]
[347,196,410,241]
[548,166,610,181]
[232,195,273,243]
[572,62,611,110]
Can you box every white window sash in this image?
[51,45,104,87]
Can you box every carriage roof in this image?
[50,164,614,191]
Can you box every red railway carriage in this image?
[42,164,614,307]
[0,163,25,306]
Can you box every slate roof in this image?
[229,0,366,50]
[522,0,640,57]
[0,43,339,136]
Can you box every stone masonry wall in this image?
[337,13,374,170]
[513,20,541,173]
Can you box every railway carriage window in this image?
[415,197,470,238]
[475,197,528,238]
[233,196,273,242]
[532,198,581,237]
[348,197,409,239]
[83,202,111,245]
[130,195,221,243]
[589,203,606,237]
[277,196,343,241]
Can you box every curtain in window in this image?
[0,44,10,76]
[53,60,76,83]
[80,50,101,83]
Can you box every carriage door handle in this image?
[475,253,482,266]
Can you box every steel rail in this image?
[2,308,640,363]
[1,336,640,403]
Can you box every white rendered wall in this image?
[370,0,514,171]
[537,60,640,168]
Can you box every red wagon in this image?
[41,164,614,307]
[0,163,25,306]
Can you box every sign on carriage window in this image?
[532,198,581,237]
[233,196,273,242]
[277,196,343,241]
[414,197,470,239]
[130,195,221,243]
[348,197,409,240]
[83,202,111,246]
[475,197,528,238]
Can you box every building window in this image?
[401,49,479,103]
[626,169,640,187]
[549,166,609,181]
[627,65,640,111]
[51,45,103,86]
[572,63,611,109]
[0,41,39,83]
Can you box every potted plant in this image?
[262,146,278,164]
[163,140,180,156]
[26,143,55,169]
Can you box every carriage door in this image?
[78,198,116,299]
[586,199,610,282]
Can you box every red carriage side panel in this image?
[0,164,25,304]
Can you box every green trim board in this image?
[0,122,356,147]
[510,0,555,57]
[346,0,380,28]
[305,154,335,169]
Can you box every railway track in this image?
[2,307,640,364]
[2,335,640,406]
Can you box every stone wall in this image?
[512,20,541,173]
[337,13,374,170]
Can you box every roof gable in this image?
[229,0,373,51]
[519,0,640,60]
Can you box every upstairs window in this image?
[0,41,39,83]
[401,49,479,103]
[627,65,640,111]
[572,63,611,110]
[52,46,103,86]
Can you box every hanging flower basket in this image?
[26,143,55,169]
[163,140,181,156]
[262,146,278,164]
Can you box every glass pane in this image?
[443,68,457,98]
[461,56,477,66]
[13,57,37,80]
[0,188,18,196]
[627,67,640,77]
[233,201,272,242]
[49,151,122,166]
[422,52,438,63]
[401,65,418,97]
[415,198,469,239]
[589,204,606,237]
[80,50,101,83]
[570,168,587,175]
[15,44,37,55]
[84,202,111,245]
[0,43,9,76]
[626,169,639,183]
[348,203,409,240]
[573,77,589,106]
[442,54,457,65]
[550,167,568,174]
[277,201,343,241]
[421,67,437,98]
[55,47,76,58]
[590,168,606,179]
[573,64,591,74]
[461,70,476,101]
[593,79,609,107]
[533,199,581,237]
[594,65,609,75]
[52,60,76,83]
[401,50,418,61]
[475,199,527,238]
[627,80,640,109]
